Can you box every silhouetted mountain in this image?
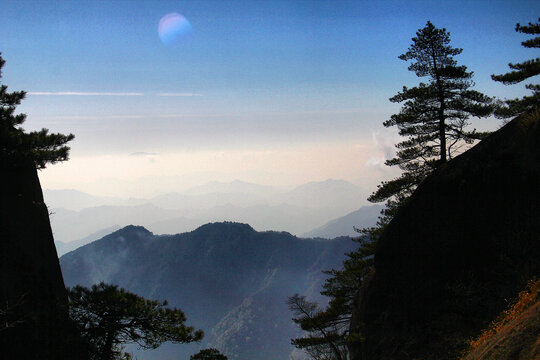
[302,204,383,238]
[46,179,369,244]
[147,203,333,236]
[60,222,355,360]
[350,114,540,359]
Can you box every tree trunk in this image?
[101,330,116,360]
[431,46,447,165]
[439,106,446,163]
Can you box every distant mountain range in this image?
[55,225,121,256]
[46,179,375,244]
[183,179,282,197]
[302,204,383,238]
[60,223,357,360]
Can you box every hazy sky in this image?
[1,0,538,197]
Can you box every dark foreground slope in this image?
[61,222,356,360]
[0,163,84,359]
[350,113,540,360]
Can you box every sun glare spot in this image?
[158,13,192,45]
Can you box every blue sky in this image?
[1,0,538,196]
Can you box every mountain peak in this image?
[109,225,153,238]
[192,222,256,236]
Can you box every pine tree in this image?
[368,21,494,206]
[296,22,496,359]
[68,283,204,360]
[287,294,348,360]
[0,53,74,169]
[190,348,228,360]
[288,234,375,360]
[492,19,540,118]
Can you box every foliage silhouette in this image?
[190,348,228,360]
[492,18,540,118]
[368,21,494,206]
[0,53,74,169]
[68,282,203,360]
[287,294,348,360]
[289,21,496,360]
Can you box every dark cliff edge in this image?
[0,162,85,359]
[350,113,540,359]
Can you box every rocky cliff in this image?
[0,162,83,359]
[350,113,540,359]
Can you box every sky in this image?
[1,0,538,197]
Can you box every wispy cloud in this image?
[27,91,144,96]
[28,92,204,97]
[130,152,158,157]
[157,93,203,97]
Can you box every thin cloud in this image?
[157,93,203,97]
[27,91,144,96]
[130,152,158,156]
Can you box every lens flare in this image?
[158,13,192,45]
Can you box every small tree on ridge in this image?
[368,21,494,208]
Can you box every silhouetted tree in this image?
[368,21,494,206]
[290,22,496,360]
[287,233,374,360]
[0,52,74,169]
[68,282,204,360]
[288,294,348,360]
[190,348,228,360]
[492,18,540,118]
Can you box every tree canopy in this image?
[190,348,228,360]
[68,282,204,360]
[368,21,494,206]
[492,19,540,118]
[287,294,348,360]
[0,53,74,169]
[289,21,496,360]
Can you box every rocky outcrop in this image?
[350,113,540,359]
[0,162,83,359]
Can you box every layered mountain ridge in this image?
[47,179,374,245]
[60,222,357,360]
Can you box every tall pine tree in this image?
[291,23,497,359]
[368,21,494,206]
[0,53,74,169]
[492,19,540,118]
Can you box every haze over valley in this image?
[46,179,382,255]
[2,1,538,360]
[60,223,357,359]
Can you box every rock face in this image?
[0,163,81,359]
[350,114,540,359]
